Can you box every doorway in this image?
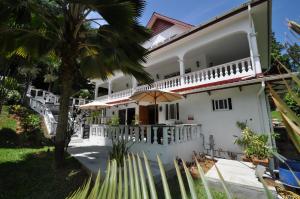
[118,109,126,125]
[127,108,135,125]
[139,105,158,125]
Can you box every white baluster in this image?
[241,61,246,73]
[135,126,140,142]
[170,127,175,144]
[175,126,179,144]
[124,126,129,141]
[163,127,168,146]
[153,127,158,144]
[147,126,151,144]
[229,64,234,76]
[141,125,145,143]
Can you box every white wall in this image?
[103,84,271,155]
[157,84,270,153]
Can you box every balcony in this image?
[97,57,253,103]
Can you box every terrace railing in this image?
[89,124,203,164]
[97,57,253,102]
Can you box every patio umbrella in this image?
[130,89,183,124]
[79,101,111,110]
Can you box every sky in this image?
[138,0,300,43]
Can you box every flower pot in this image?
[242,155,252,162]
[252,157,269,167]
[279,160,300,188]
[190,166,200,179]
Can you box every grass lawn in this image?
[0,106,17,131]
[271,110,282,122]
[0,147,88,199]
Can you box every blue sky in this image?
[139,0,300,43]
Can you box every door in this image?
[139,106,149,124]
[118,109,126,125]
[148,104,158,124]
[127,108,135,125]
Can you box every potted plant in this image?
[235,122,275,166]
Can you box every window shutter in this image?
[165,104,169,120]
[212,100,215,111]
[176,103,179,120]
[228,98,232,110]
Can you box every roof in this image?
[146,12,194,36]
[146,0,270,54]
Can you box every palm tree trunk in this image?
[54,60,74,168]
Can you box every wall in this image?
[157,84,270,153]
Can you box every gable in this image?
[151,18,174,35]
[146,12,194,36]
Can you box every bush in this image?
[9,104,29,117]
[6,90,21,105]
[22,114,41,132]
[234,122,276,159]
[0,128,19,147]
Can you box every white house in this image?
[81,0,283,164]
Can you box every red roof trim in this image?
[146,12,194,30]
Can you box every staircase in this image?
[27,86,91,137]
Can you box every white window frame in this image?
[212,98,232,111]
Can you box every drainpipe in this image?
[257,80,275,170]
[256,80,265,133]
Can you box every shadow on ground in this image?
[0,148,88,199]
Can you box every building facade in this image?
[88,0,275,164]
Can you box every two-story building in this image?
[87,0,281,164]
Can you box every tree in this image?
[18,64,41,102]
[0,0,152,168]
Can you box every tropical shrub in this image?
[109,137,132,166]
[6,90,21,105]
[235,122,275,159]
[9,104,29,117]
[21,114,41,133]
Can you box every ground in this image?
[271,110,282,122]
[0,106,89,199]
[0,106,17,131]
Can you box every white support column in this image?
[94,83,98,99]
[177,55,185,86]
[247,6,262,75]
[108,80,112,99]
[132,77,137,91]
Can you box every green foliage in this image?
[108,116,120,126]
[109,138,132,166]
[284,92,300,116]
[0,106,17,131]
[6,89,21,105]
[9,104,28,116]
[235,122,275,159]
[21,114,40,132]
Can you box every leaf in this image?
[258,176,275,199]
[157,155,172,199]
[137,154,149,199]
[173,160,188,199]
[182,161,197,199]
[143,152,157,199]
[215,165,233,199]
[196,160,213,199]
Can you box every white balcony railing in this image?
[96,57,253,102]
[89,124,203,164]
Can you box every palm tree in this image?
[0,0,152,168]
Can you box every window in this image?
[212,98,232,111]
[165,103,179,120]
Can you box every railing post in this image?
[153,127,158,144]
[140,125,145,143]
[135,126,140,142]
[170,126,175,144]
[124,126,129,141]
[175,126,179,144]
[147,125,151,144]
[163,127,168,146]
